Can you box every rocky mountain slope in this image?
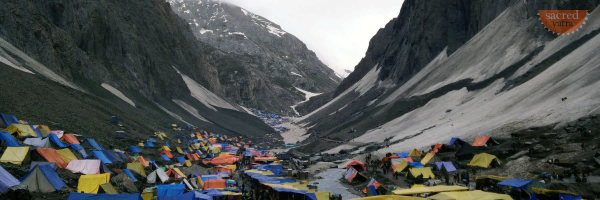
[167,0,341,113]
[292,0,600,154]
[0,0,273,140]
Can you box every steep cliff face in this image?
[167,0,341,113]
[0,0,273,138]
[292,0,600,154]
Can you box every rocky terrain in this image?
[167,0,341,113]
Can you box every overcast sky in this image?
[220,0,405,76]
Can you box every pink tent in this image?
[66,160,101,174]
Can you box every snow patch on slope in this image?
[101,83,136,107]
[290,72,303,77]
[0,55,34,74]
[290,87,322,115]
[155,103,192,126]
[173,66,237,111]
[172,99,210,123]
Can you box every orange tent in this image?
[203,179,226,190]
[192,153,201,161]
[346,160,366,171]
[203,155,239,165]
[36,148,67,168]
[254,156,277,162]
[165,168,185,178]
[472,136,491,147]
[216,166,233,174]
[383,155,401,162]
[433,143,443,153]
[61,134,80,144]
[134,156,149,167]
[159,150,173,159]
[36,125,52,133]
[185,154,193,161]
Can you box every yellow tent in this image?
[4,124,37,137]
[99,183,118,194]
[408,148,423,157]
[77,173,111,193]
[421,152,435,165]
[213,147,221,154]
[0,146,30,165]
[188,147,194,153]
[157,134,164,140]
[311,191,331,200]
[160,146,171,151]
[351,195,428,200]
[138,143,144,147]
[56,148,78,163]
[394,161,409,173]
[411,184,425,189]
[429,190,512,200]
[407,167,436,179]
[160,132,167,137]
[184,160,192,167]
[532,188,579,196]
[141,192,153,200]
[176,147,184,154]
[392,185,468,195]
[127,162,147,177]
[171,168,186,177]
[177,139,181,144]
[467,153,501,168]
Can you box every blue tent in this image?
[163,142,170,148]
[85,151,113,164]
[160,154,171,161]
[148,138,157,143]
[102,150,122,163]
[195,150,203,156]
[48,133,69,148]
[20,164,66,191]
[0,131,22,147]
[176,157,186,164]
[559,193,583,200]
[29,125,44,138]
[201,189,225,197]
[447,137,467,146]
[70,144,87,157]
[192,191,212,200]
[128,146,141,153]
[435,162,457,172]
[67,192,143,200]
[205,153,214,159]
[82,138,103,150]
[0,113,19,127]
[144,142,155,148]
[158,191,195,200]
[396,153,410,158]
[252,164,283,176]
[498,179,533,189]
[409,162,424,168]
[122,169,138,182]
[116,151,129,160]
[156,184,185,196]
[0,165,20,193]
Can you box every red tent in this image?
[432,143,443,153]
[346,160,366,171]
[159,150,173,159]
[61,134,80,144]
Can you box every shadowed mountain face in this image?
[294,0,600,154]
[167,0,341,113]
[0,0,273,139]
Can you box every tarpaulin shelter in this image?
[408,148,423,157]
[393,161,409,173]
[4,124,37,137]
[532,188,581,200]
[467,153,501,168]
[346,160,366,171]
[66,160,101,174]
[127,162,147,177]
[0,131,21,147]
[429,190,512,200]
[86,151,113,164]
[409,162,424,168]
[20,164,66,192]
[28,125,44,138]
[98,183,118,194]
[183,160,192,167]
[30,161,58,170]
[77,173,111,193]
[201,175,221,183]
[343,167,367,183]
[420,153,438,165]
[102,150,122,163]
[471,136,499,147]
[36,125,52,137]
[165,168,185,178]
[157,191,195,200]
[159,150,173,158]
[254,156,276,162]
[362,178,387,196]
[121,169,138,182]
[116,151,131,162]
[61,134,80,144]
[24,137,51,148]
[434,162,457,172]
[176,147,184,154]
[147,168,169,184]
[67,192,143,200]
[148,138,157,143]
[203,179,226,190]
[57,148,78,163]
[70,143,88,157]
[0,113,19,127]
[176,156,186,164]
[253,163,283,176]
[36,148,68,168]
[81,139,103,151]
[0,165,20,193]
[144,142,154,148]
[407,167,436,179]
[134,156,149,167]
[392,185,468,195]
[432,143,444,153]
[47,133,69,148]
[0,146,30,165]
[497,179,532,189]
[156,184,185,196]
[128,146,141,153]
[160,154,171,161]
[447,137,467,147]
[216,166,233,174]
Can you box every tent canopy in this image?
[66,160,101,174]
[127,162,147,177]
[4,124,37,137]
[0,165,20,193]
[472,136,499,147]
[48,133,69,148]
[20,164,66,192]
[24,138,51,148]
[156,184,185,196]
[429,190,512,200]
[128,146,142,153]
[61,134,80,144]
[36,148,68,168]
[0,146,30,165]
[408,148,423,157]
[0,113,19,127]
[467,153,501,168]
[0,131,21,147]
[82,138,104,151]
[447,137,466,146]
[346,160,366,171]
[77,173,111,193]
[407,167,435,179]
[86,151,113,164]
[497,179,533,189]
[434,162,457,172]
[57,148,78,163]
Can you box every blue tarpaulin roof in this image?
[252,164,283,176]
[409,162,424,168]
[0,131,22,147]
[0,165,20,193]
[176,157,185,164]
[144,142,154,147]
[201,175,221,183]
[29,125,44,138]
[128,146,141,153]
[85,151,113,164]
[396,153,410,158]
[0,113,18,127]
[21,164,66,191]
[192,191,213,200]
[160,154,171,161]
[157,191,195,200]
[201,189,224,197]
[122,169,138,182]
[163,142,170,147]
[559,193,583,200]
[148,138,156,143]
[498,179,533,189]
[448,137,466,146]
[116,152,129,160]
[156,184,185,196]
[67,192,143,200]
[70,144,87,157]
[83,138,103,150]
[48,133,69,148]
[102,150,121,163]
[435,162,457,172]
